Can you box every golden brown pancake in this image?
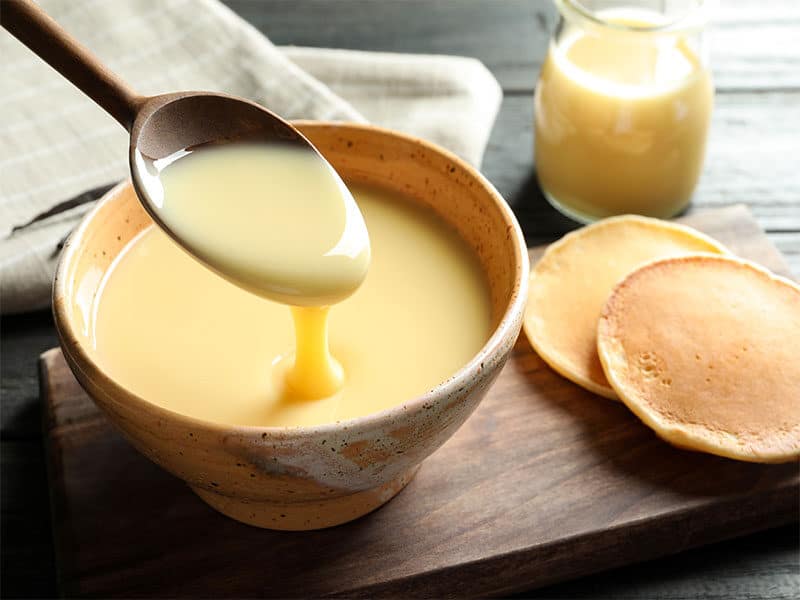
[524,215,726,399]
[598,255,800,463]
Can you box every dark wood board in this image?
[41,205,799,598]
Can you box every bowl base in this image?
[190,465,420,530]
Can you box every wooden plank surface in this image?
[230,0,800,92]
[42,206,799,598]
[485,94,800,248]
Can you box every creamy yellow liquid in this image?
[89,184,491,427]
[534,11,713,221]
[136,143,372,398]
[135,144,370,307]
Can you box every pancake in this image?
[598,255,800,463]
[524,215,726,399]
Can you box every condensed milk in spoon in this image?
[135,143,370,308]
[135,142,371,400]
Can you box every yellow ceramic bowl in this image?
[53,122,529,530]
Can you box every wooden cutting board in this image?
[42,205,799,598]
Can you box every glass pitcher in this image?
[534,0,714,223]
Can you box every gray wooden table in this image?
[2,1,798,597]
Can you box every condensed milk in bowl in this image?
[52,123,529,530]
[534,0,714,222]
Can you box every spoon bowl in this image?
[2,0,366,304]
[130,91,311,216]
[130,92,369,305]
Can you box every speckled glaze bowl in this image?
[53,122,529,530]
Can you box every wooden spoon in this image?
[1,0,314,252]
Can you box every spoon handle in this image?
[1,0,144,129]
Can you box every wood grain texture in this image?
[42,206,799,598]
[225,0,555,92]
[711,0,800,90]
[226,0,800,92]
[1,310,59,439]
[532,524,800,599]
[0,440,58,599]
[485,93,800,254]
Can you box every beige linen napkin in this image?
[0,0,502,314]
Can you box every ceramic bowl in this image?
[53,122,529,530]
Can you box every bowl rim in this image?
[53,121,530,439]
